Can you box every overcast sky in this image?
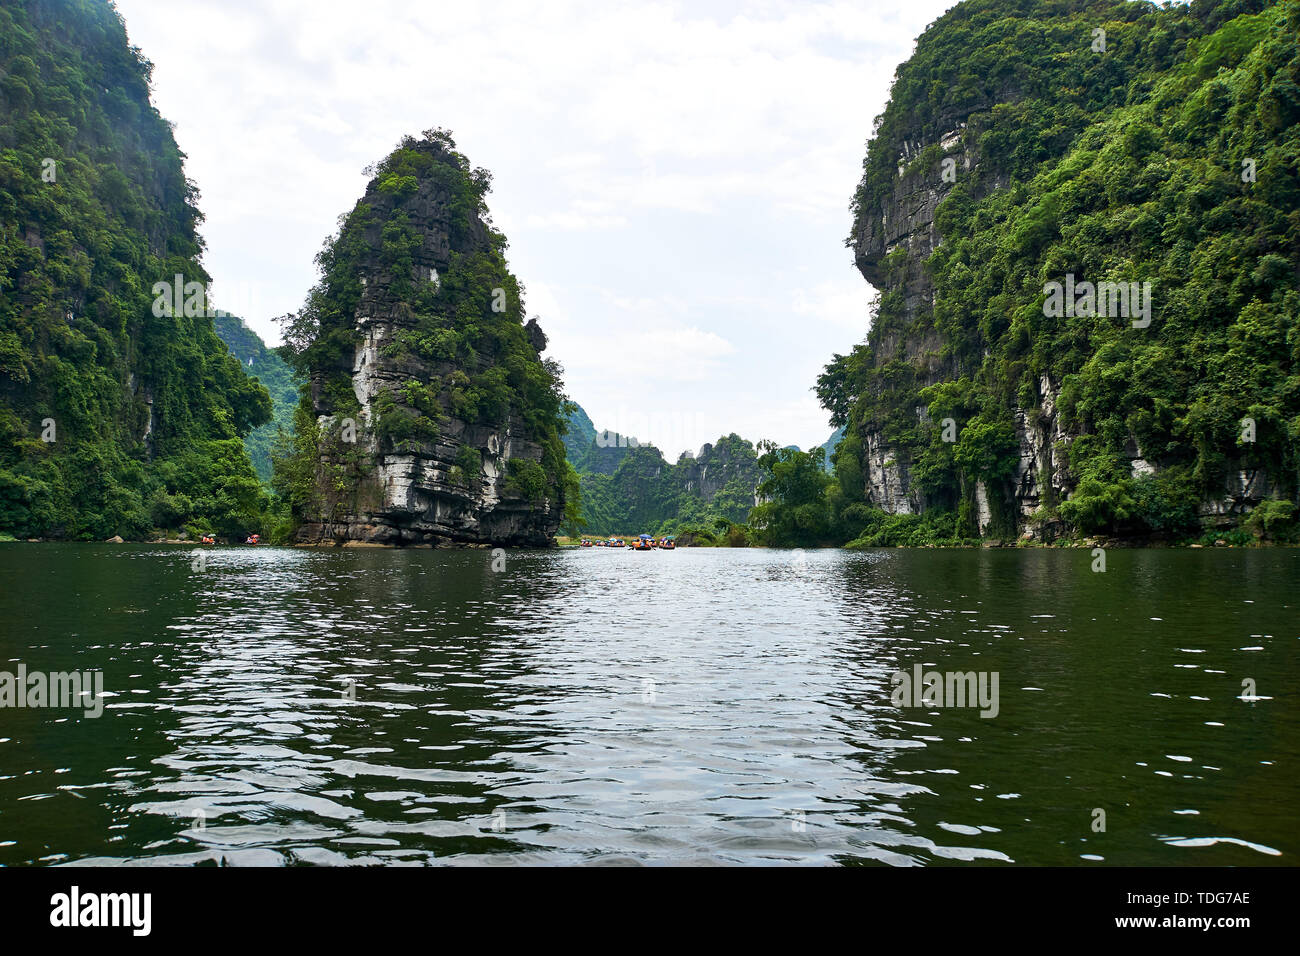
[115,0,957,459]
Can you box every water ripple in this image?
[0,544,1295,865]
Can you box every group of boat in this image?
[581,534,676,550]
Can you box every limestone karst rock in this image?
[282,130,573,546]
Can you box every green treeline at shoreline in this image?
[743,441,1297,549]
[563,420,765,539]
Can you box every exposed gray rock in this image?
[523,317,547,354]
[675,437,761,503]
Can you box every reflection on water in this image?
[0,544,1295,865]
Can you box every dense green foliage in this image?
[799,0,1300,545]
[213,312,298,483]
[750,442,834,546]
[573,431,761,536]
[0,0,271,540]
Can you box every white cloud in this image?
[115,0,958,453]
[524,211,629,231]
[792,279,876,333]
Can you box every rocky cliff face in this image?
[299,400,560,547]
[849,125,985,519]
[288,133,568,547]
[677,436,762,504]
[840,0,1297,540]
[851,127,1145,533]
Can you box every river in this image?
[0,543,1295,865]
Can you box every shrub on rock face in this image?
[1058,477,1136,536]
[505,459,547,503]
[454,445,482,483]
[1244,500,1296,542]
[1130,470,1201,537]
[954,419,1019,485]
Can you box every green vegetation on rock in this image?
[570,428,762,537]
[274,130,575,544]
[778,0,1300,547]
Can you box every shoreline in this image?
[2,536,1295,550]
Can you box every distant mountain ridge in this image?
[818,425,846,473]
[561,403,596,464]
[561,402,768,534]
[212,314,299,483]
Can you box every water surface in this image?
[0,544,1295,865]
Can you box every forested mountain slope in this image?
[576,432,762,535]
[213,312,298,483]
[0,0,271,540]
[816,0,1299,544]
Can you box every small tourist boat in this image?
[632,534,654,551]
[580,539,593,547]
[658,536,676,550]
[607,538,625,548]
